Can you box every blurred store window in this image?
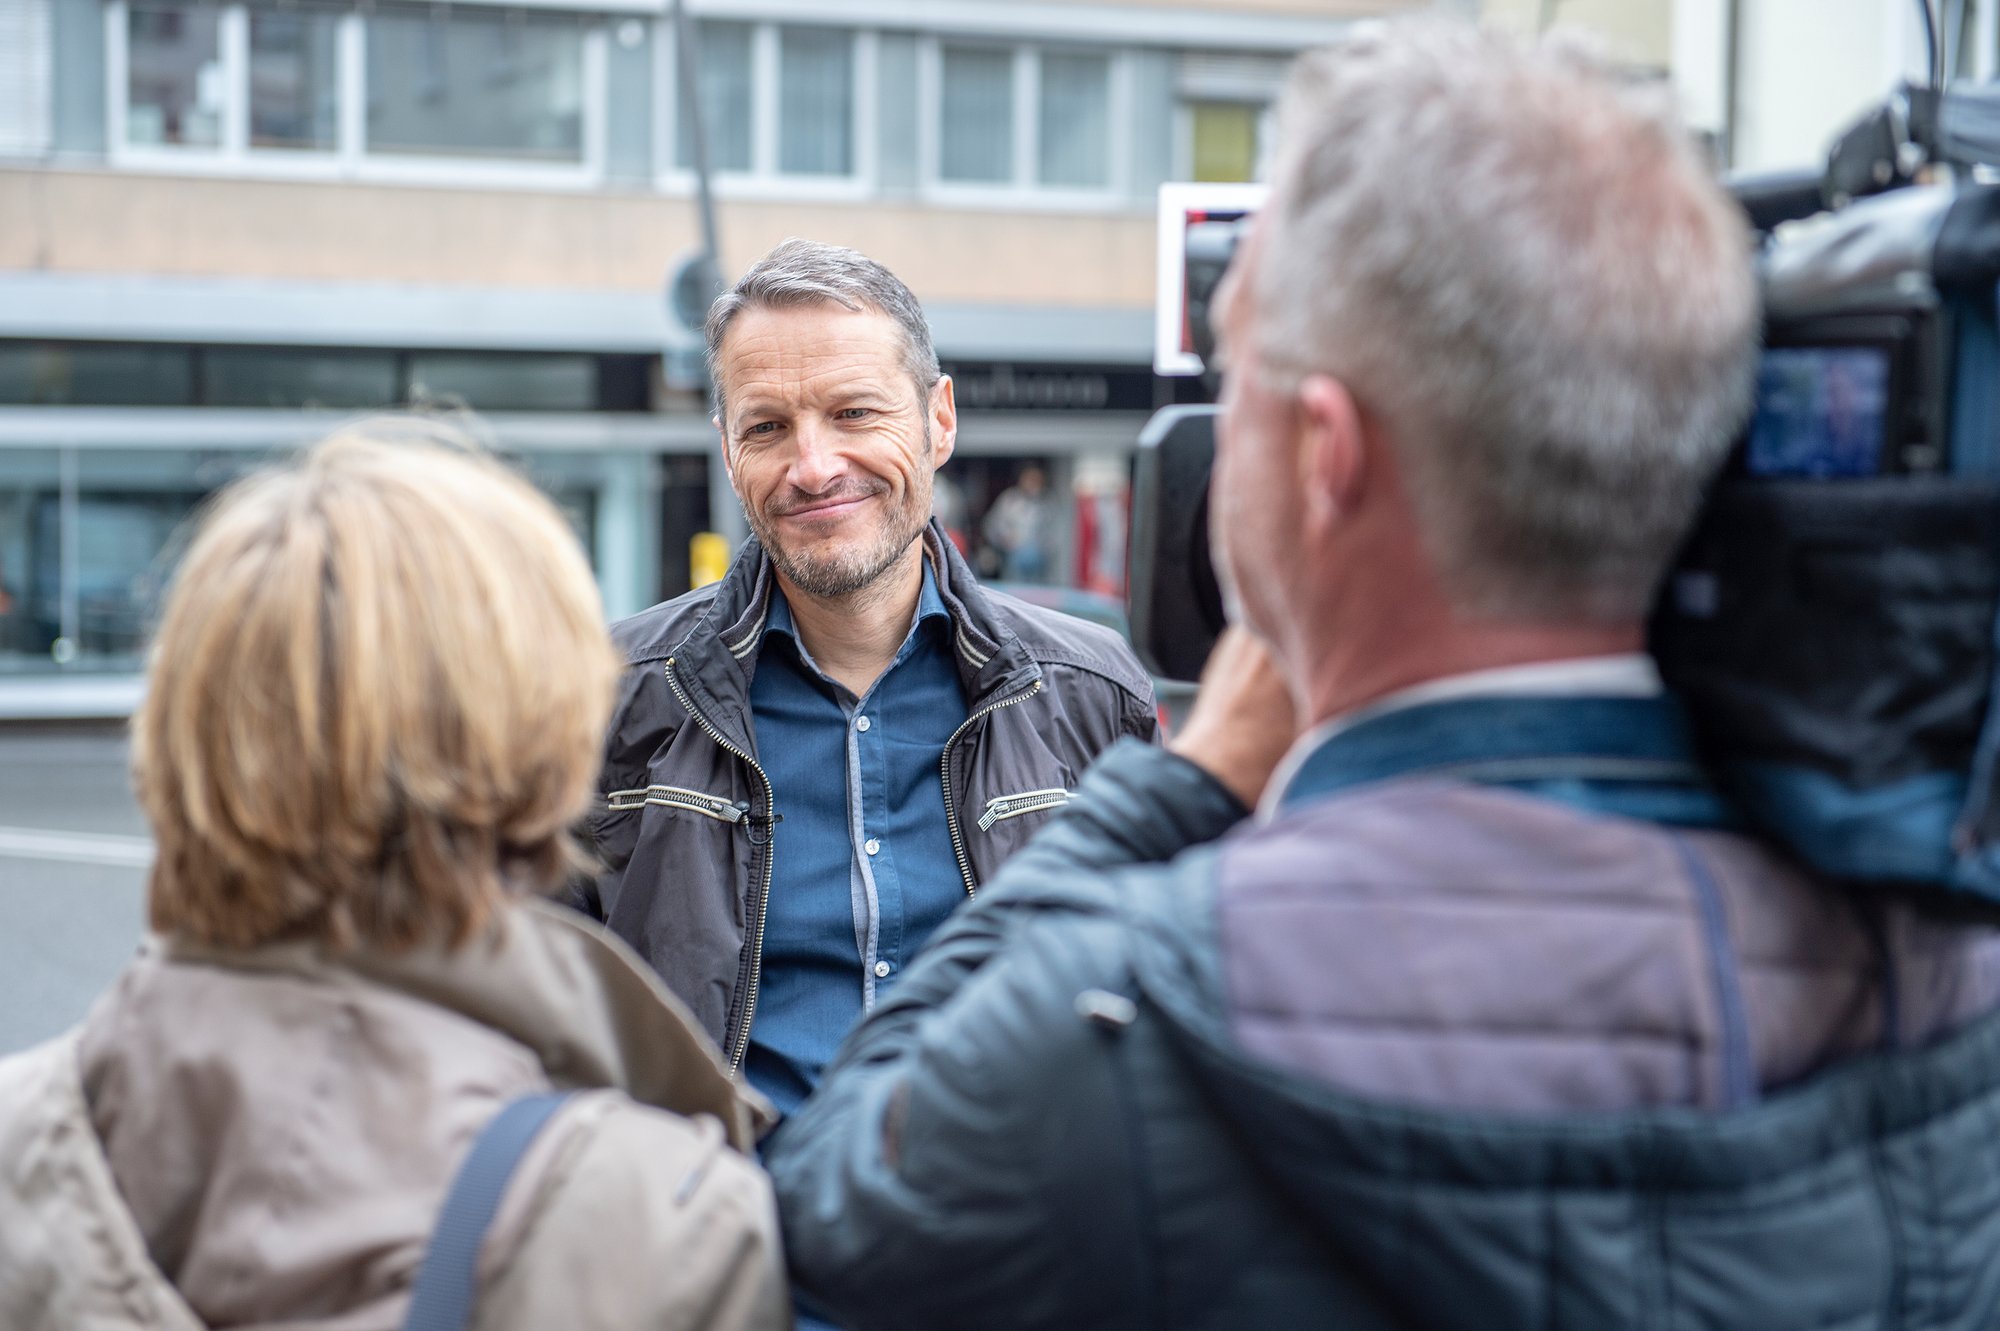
[206,349,398,410]
[409,352,597,413]
[366,7,585,162]
[674,20,753,172]
[778,25,854,176]
[0,453,55,669]
[126,0,223,148]
[248,8,338,151]
[0,344,194,408]
[0,343,653,414]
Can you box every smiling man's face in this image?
[716,302,955,602]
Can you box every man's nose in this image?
[786,419,848,494]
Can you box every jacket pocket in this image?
[975,787,1073,831]
[604,784,746,824]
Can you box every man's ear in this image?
[1296,374,1366,536]
[929,375,958,467]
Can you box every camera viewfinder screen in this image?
[1744,345,1891,478]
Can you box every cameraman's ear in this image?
[1297,374,1366,529]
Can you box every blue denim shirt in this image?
[744,563,970,1117]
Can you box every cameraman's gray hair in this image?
[1254,19,1757,622]
[705,238,941,425]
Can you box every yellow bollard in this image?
[689,531,731,589]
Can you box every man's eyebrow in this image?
[727,391,790,422]
[828,386,904,409]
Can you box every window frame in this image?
[654,19,876,202]
[105,0,610,191]
[917,36,1132,212]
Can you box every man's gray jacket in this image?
[568,521,1159,1074]
[766,693,2000,1330]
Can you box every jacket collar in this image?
[665,519,1042,753]
[1274,693,1737,830]
[158,899,773,1149]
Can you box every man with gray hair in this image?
[765,19,2000,1330]
[573,239,1158,1126]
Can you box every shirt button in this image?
[864,838,880,856]
[874,961,892,978]
[856,715,872,732]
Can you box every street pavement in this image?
[0,725,151,1054]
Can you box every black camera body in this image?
[1128,405,1225,685]
[1131,88,2000,898]
[1652,182,2000,891]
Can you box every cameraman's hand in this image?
[1168,628,1300,809]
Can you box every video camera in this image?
[1129,85,2000,897]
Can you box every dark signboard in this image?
[941,361,1156,413]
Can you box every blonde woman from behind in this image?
[0,423,790,1331]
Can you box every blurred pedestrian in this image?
[0,424,789,1331]
[981,464,1054,582]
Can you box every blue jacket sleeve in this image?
[763,740,1246,1331]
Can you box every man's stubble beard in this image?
[747,423,936,602]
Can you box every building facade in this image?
[0,0,1432,716]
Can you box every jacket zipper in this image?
[975,787,1073,832]
[663,657,775,1076]
[939,678,1044,899]
[605,784,745,823]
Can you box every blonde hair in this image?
[131,421,620,952]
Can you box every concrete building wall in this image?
[0,169,1160,308]
[1482,0,1939,174]
[1072,0,1426,12]
[1481,0,1671,65]
[1729,0,1926,172]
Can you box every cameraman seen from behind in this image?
[766,19,2000,1331]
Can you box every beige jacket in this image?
[0,899,791,1331]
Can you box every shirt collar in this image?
[763,555,951,648]
[1257,653,1674,823]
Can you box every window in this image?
[109,0,606,181]
[0,452,54,668]
[204,347,397,408]
[125,0,222,147]
[248,8,338,150]
[663,21,864,186]
[674,20,752,172]
[1039,52,1111,188]
[939,46,1012,184]
[777,26,853,176]
[928,42,1120,198]
[409,352,597,412]
[366,8,585,162]
[0,343,194,406]
[1187,100,1261,183]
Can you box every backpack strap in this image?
[402,1092,575,1331]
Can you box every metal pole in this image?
[56,445,77,664]
[669,0,725,308]
[1723,0,1743,172]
